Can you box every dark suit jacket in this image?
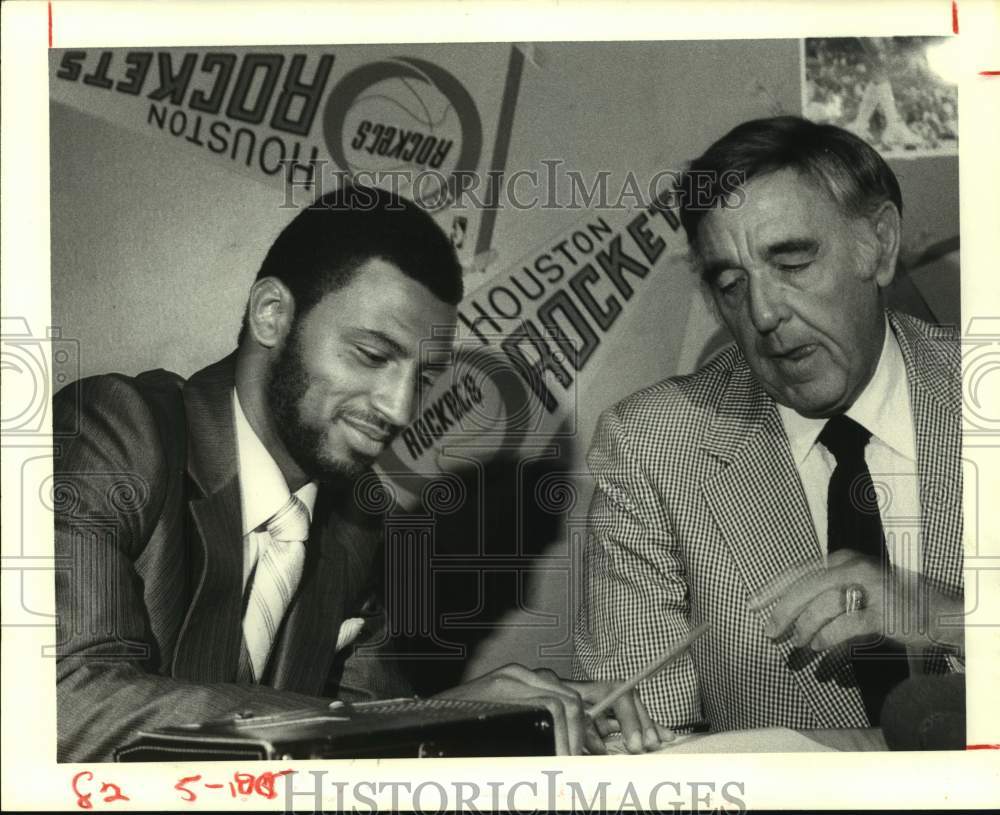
[54,354,409,762]
[574,310,963,731]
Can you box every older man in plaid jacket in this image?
[574,117,964,733]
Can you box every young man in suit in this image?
[54,185,665,761]
[575,117,964,735]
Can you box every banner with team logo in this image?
[49,44,518,270]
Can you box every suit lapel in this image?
[171,354,246,682]
[699,356,864,724]
[889,311,964,593]
[700,360,821,595]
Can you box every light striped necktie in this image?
[240,494,310,682]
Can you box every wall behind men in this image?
[49,39,958,685]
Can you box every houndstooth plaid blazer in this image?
[573,310,963,730]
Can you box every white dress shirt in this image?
[777,322,963,673]
[232,389,318,592]
[777,318,922,576]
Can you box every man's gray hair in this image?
[677,116,903,253]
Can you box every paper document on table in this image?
[605,727,836,754]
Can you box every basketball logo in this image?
[323,57,483,204]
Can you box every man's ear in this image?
[870,201,902,289]
[246,277,295,349]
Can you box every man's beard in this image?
[265,325,370,484]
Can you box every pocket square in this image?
[336,617,365,652]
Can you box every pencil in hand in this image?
[585,622,710,720]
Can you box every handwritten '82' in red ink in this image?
[72,771,129,809]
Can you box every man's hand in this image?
[435,664,673,755]
[748,549,964,654]
[563,677,675,754]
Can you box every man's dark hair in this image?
[677,116,903,251]
[238,184,463,344]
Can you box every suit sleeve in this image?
[54,376,327,763]
[572,405,703,729]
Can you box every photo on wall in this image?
[803,36,959,158]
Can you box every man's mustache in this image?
[338,409,398,438]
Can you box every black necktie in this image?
[818,414,909,725]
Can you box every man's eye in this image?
[357,347,388,365]
[714,272,744,296]
[776,259,813,272]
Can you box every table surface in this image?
[801,727,887,751]
[605,726,887,754]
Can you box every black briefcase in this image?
[114,698,555,760]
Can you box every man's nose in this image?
[747,272,786,334]
[371,368,417,429]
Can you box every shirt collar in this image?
[777,316,916,464]
[232,389,318,535]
